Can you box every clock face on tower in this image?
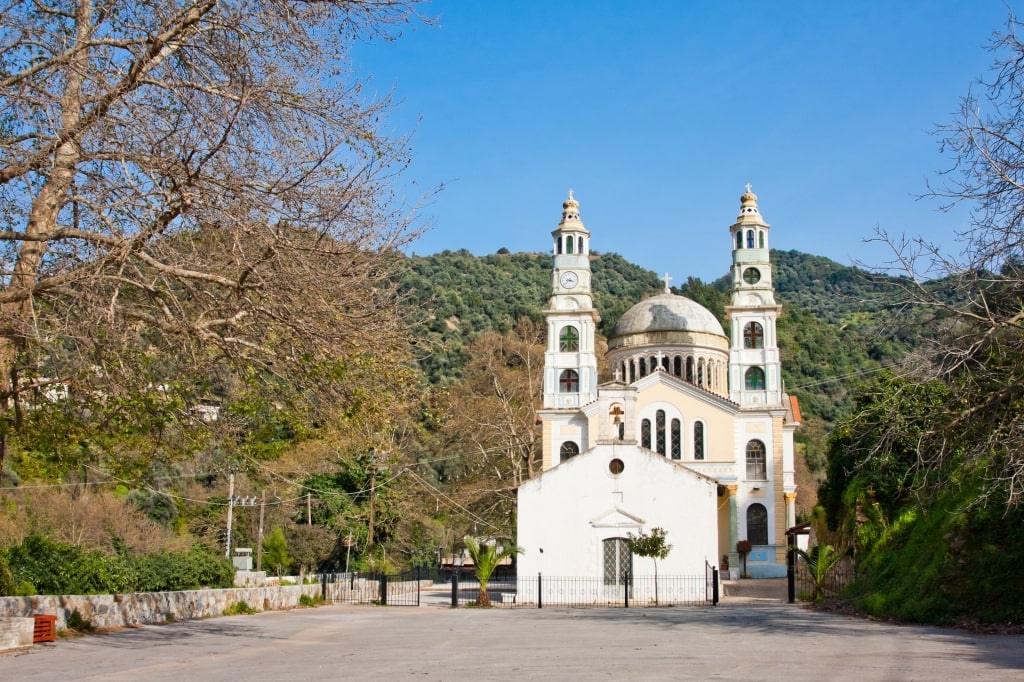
[559,271,579,289]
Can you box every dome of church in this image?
[610,291,725,339]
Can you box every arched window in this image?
[560,441,579,462]
[656,410,666,455]
[559,325,580,352]
[641,419,651,449]
[556,237,562,255]
[694,421,705,460]
[566,236,574,254]
[639,357,647,378]
[758,230,765,248]
[671,419,681,460]
[578,236,584,254]
[673,356,682,377]
[747,503,769,545]
[559,369,579,393]
[603,538,631,586]
[743,322,764,349]
[697,359,705,386]
[746,230,755,248]
[736,231,743,249]
[661,355,669,371]
[745,366,765,390]
[746,440,767,480]
[686,357,694,382]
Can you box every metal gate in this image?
[321,569,422,606]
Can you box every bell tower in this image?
[542,190,600,411]
[725,185,783,407]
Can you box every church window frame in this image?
[566,236,574,254]
[747,503,769,545]
[641,419,651,450]
[746,230,755,248]
[559,369,579,393]
[578,236,585,254]
[746,440,767,480]
[673,356,682,377]
[671,418,682,460]
[743,321,764,349]
[693,421,705,460]
[736,231,743,249]
[743,267,761,285]
[656,410,666,455]
[745,366,766,390]
[560,441,580,463]
[758,230,765,248]
[555,237,563,255]
[603,538,632,586]
[559,325,580,352]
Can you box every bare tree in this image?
[0,0,427,470]
[869,16,1024,506]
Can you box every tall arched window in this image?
[656,410,666,455]
[559,369,579,393]
[560,441,579,462]
[743,322,764,349]
[746,440,767,480]
[566,236,574,254]
[639,357,647,378]
[747,503,768,545]
[641,419,651,449]
[693,421,705,460]
[746,230,755,248]
[671,419,681,460]
[758,230,765,248]
[736,231,743,249]
[559,325,580,351]
[556,237,563,255]
[673,356,682,377]
[578,236,584,254]
[686,357,694,382]
[745,366,765,390]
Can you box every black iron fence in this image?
[449,569,718,608]
[321,569,424,607]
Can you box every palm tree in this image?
[794,544,847,600]
[463,536,521,607]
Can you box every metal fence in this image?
[321,569,424,607]
[793,565,858,602]
[450,570,717,608]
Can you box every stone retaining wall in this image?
[0,583,323,631]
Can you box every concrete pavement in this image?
[2,598,1022,681]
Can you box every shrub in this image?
[223,601,257,616]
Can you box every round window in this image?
[743,267,761,285]
[609,458,624,475]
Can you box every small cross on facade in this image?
[663,273,672,293]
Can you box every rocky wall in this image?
[0,584,323,631]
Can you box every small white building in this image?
[517,187,800,584]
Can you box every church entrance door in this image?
[603,538,632,600]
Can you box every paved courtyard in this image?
[3,591,1022,681]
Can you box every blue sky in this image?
[355,1,1020,282]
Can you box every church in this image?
[516,186,800,586]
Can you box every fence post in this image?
[451,569,459,608]
[416,566,421,607]
[379,574,388,606]
[624,569,630,608]
[712,566,719,606]
[787,539,796,604]
[537,572,542,609]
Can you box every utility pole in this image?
[256,490,266,573]
[225,473,235,559]
[367,461,376,550]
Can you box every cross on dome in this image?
[663,273,673,293]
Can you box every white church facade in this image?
[516,187,800,584]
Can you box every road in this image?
[2,598,1021,681]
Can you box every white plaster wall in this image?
[518,443,718,579]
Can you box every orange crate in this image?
[33,615,57,643]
